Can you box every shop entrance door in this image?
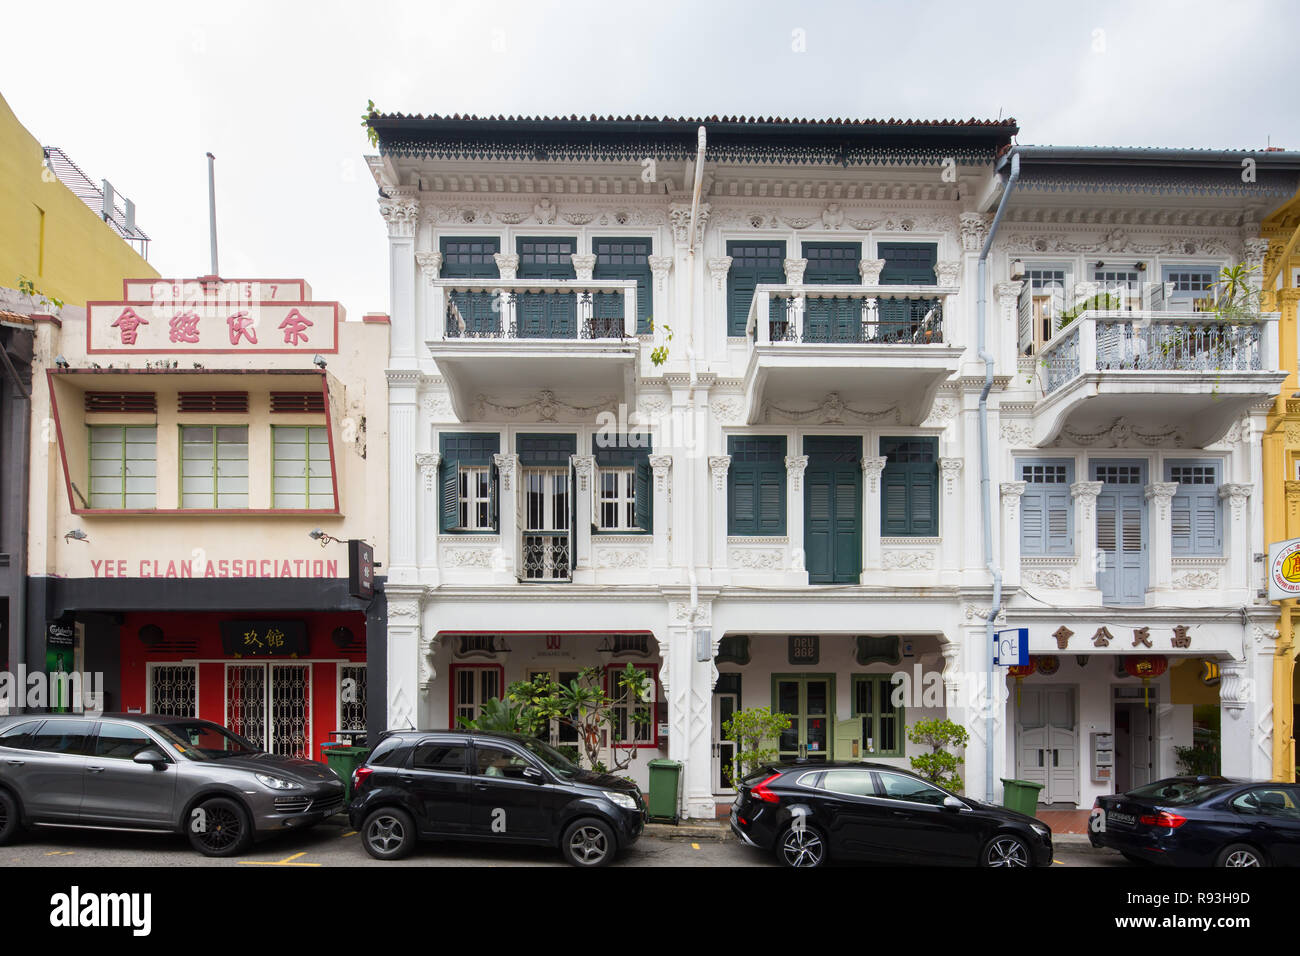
[224,662,312,758]
[713,690,739,793]
[1114,696,1157,793]
[773,675,834,762]
[1015,686,1078,805]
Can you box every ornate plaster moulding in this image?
[761,392,900,425]
[472,389,618,423]
[998,226,1238,256]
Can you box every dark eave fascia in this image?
[999,145,1300,173]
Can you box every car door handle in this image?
[5,759,23,767]
[398,774,416,783]
[87,766,105,773]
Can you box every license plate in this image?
[1108,811,1136,827]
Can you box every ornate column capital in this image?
[493,453,517,492]
[707,256,732,291]
[415,251,442,282]
[378,194,421,239]
[1145,481,1179,519]
[1218,659,1251,716]
[1242,238,1269,282]
[860,258,886,285]
[934,260,961,289]
[670,202,710,245]
[1071,480,1104,519]
[416,452,441,491]
[708,455,731,491]
[994,279,1024,305]
[785,454,809,491]
[959,212,991,253]
[572,454,596,493]
[1219,482,1252,517]
[570,254,597,282]
[783,258,808,285]
[939,457,963,495]
[862,456,888,492]
[1000,480,1027,520]
[494,253,519,281]
[647,255,674,293]
[648,454,673,491]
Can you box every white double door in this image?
[1015,686,1079,806]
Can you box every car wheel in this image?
[187,797,253,858]
[0,790,21,845]
[362,807,416,861]
[776,821,827,868]
[561,817,615,867]
[1216,843,1267,868]
[982,833,1032,867]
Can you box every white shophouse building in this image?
[369,114,1300,817]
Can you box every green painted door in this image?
[774,675,834,761]
[804,437,862,583]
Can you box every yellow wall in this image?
[1262,192,1300,781]
[0,92,156,307]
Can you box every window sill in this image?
[72,507,343,517]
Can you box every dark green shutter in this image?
[882,468,911,536]
[881,437,938,537]
[878,243,938,284]
[440,459,460,532]
[593,238,653,335]
[908,468,937,536]
[634,458,652,531]
[728,436,786,535]
[833,473,860,577]
[726,242,786,336]
[805,471,832,579]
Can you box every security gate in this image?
[224,662,311,757]
[147,663,198,717]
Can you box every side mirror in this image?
[942,795,965,811]
[133,748,168,767]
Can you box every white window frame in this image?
[606,663,657,748]
[454,665,501,725]
[597,466,637,531]
[458,465,493,530]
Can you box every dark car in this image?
[0,713,345,856]
[347,730,645,867]
[730,761,1053,867]
[1090,776,1300,867]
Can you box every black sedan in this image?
[1090,776,1300,867]
[730,761,1053,867]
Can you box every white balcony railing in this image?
[431,279,637,341]
[746,285,958,347]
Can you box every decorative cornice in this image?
[474,389,616,423]
[762,392,898,425]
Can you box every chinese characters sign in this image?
[218,620,310,658]
[87,278,339,354]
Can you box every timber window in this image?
[877,242,938,284]
[852,674,903,757]
[592,237,653,334]
[1018,459,1074,555]
[180,425,249,509]
[728,435,787,535]
[726,241,786,336]
[88,425,157,508]
[880,437,938,537]
[271,425,334,509]
[1167,460,1222,556]
[592,437,652,533]
[439,432,500,533]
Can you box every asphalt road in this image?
[1,819,1132,867]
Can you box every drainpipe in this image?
[979,151,1019,802]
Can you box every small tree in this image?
[906,718,970,792]
[722,707,792,789]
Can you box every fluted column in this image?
[572,455,595,582]
[1146,482,1179,590]
[416,452,441,586]
[786,455,808,575]
[649,454,673,570]
[862,456,887,572]
[1071,481,1103,591]
[1000,481,1027,589]
[709,456,731,575]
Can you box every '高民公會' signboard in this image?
[86,277,339,354]
[1268,537,1300,601]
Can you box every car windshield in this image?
[149,721,260,760]
[514,736,579,778]
[1128,779,1235,806]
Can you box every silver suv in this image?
[0,713,345,856]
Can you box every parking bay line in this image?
[239,851,321,867]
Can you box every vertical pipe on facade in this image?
[979,151,1019,802]
[685,128,706,621]
[206,152,219,276]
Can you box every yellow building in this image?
[1262,191,1300,782]
[0,91,156,307]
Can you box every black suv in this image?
[348,730,646,867]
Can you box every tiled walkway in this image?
[1035,809,1092,834]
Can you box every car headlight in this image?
[1030,823,1050,839]
[255,773,301,791]
[603,790,639,810]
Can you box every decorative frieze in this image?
[882,549,936,570]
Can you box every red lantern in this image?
[1035,655,1060,676]
[1124,655,1168,707]
[1009,659,1035,706]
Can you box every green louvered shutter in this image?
[438,432,500,532]
[908,467,938,537]
[728,435,786,535]
[805,471,832,580]
[881,437,938,537]
[878,243,938,284]
[441,237,502,336]
[440,458,460,532]
[593,237,653,335]
[726,242,786,336]
[634,458,652,531]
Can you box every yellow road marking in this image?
[44,850,74,856]
[691,842,700,850]
[239,851,321,867]
[341,830,357,837]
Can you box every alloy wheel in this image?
[568,825,609,865]
[781,827,824,867]
[986,836,1029,867]
[1223,849,1261,867]
[367,814,407,854]
[198,805,242,852]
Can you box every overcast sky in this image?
[2,0,1296,316]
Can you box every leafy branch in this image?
[17,276,63,313]
[361,99,379,149]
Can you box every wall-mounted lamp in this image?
[1010,259,1025,280]
[64,528,88,542]
[312,355,327,369]
[54,355,70,369]
[1094,261,1105,270]
[309,528,342,546]
[1134,261,1147,271]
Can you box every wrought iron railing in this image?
[522,535,571,581]
[445,290,630,340]
[753,287,949,346]
[1041,314,1272,395]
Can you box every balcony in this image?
[1033,302,1283,447]
[742,284,963,425]
[427,279,640,422]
